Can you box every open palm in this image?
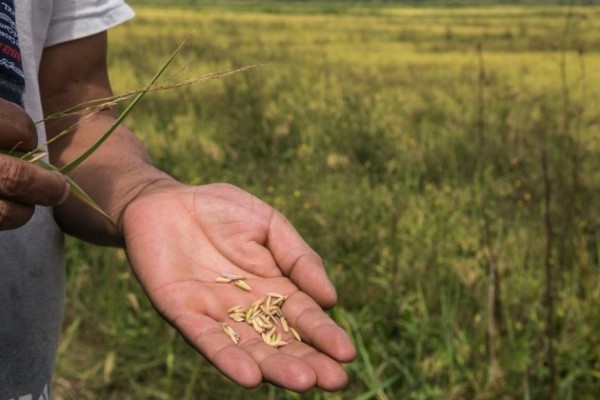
[120,182,355,392]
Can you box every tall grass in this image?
[54,3,600,399]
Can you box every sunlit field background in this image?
[54,1,600,399]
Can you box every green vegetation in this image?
[55,3,600,399]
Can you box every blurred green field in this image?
[54,3,600,399]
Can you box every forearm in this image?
[39,32,178,246]
[47,111,174,246]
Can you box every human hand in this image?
[120,182,356,392]
[0,99,69,230]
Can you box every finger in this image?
[0,199,34,230]
[0,155,69,206]
[240,338,317,392]
[280,342,349,391]
[0,98,38,151]
[283,292,356,363]
[267,210,338,308]
[171,312,263,388]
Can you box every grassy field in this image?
[54,2,600,399]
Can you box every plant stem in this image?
[541,131,557,400]
[476,42,502,389]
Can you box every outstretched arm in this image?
[40,33,355,392]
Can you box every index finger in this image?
[267,210,339,309]
[283,291,356,364]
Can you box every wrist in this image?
[115,173,180,239]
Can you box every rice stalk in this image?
[40,64,266,124]
[2,36,264,224]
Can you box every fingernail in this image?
[59,181,71,204]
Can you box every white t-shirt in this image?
[0,2,133,399]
